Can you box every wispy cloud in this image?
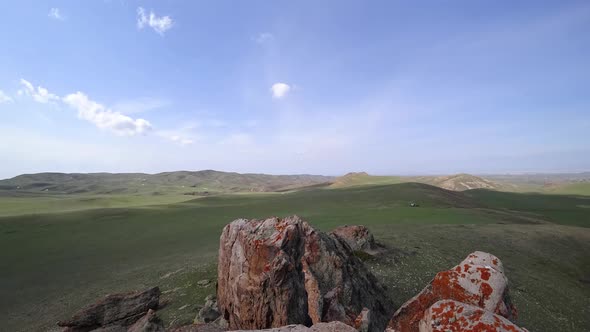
[164,134,194,145]
[157,128,196,145]
[137,7,173,35]
[271,83,290,99]
[12,79,223,144]
[63,92,152,136]
[111,97,170,115]
[48,8,64,21]
[0,90,13,104]
[254,32,274,44]
[18,79,60,104]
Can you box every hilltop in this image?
[411,173,502,191]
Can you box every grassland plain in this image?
[1,183,589,331]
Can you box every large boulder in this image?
[58,287,160,331]
[388,251,516,331]
[418,300,526,332]
[330,225,376,253]
[217,216,393,331]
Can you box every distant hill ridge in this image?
[2,170,588,195]
[0,170,334,195]
[416,173,501,191]
[330,172,503,191]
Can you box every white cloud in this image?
[254,32,274,44]
[19,79,60,104]
[220,133,253,146]
[63,92,152,136]
[0,90,13,104]
[112,98,170,115]
[48,8,64,20]
[170,135,194,145]
[157,129,196,145]
[137,7,173,35]
[271,83,291,99]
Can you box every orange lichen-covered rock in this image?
[217,216,393,331]
[419,300,526,332]
[388,251,516,331]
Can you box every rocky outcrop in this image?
[217,216,393,331]
[229,321,358,332]
[58,287,160,331]
[418,300,526,332]
[330,225,376,253]
[388,251,517,332]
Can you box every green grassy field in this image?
[1,183,589,331]
[0,193,195,217]
[543,182,590,196]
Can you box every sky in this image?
[0,1,589,178]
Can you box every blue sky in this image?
[0,1,589,178]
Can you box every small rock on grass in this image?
[197,280,211,286]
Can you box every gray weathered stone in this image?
[58,287,160,331]
[127,309,164,332]
[330,225,376,252]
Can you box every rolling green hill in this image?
[543,182,590,195]
[329,172,590,195]
[330,172,505,191]
[329,172,403,188]
[411,173,504,191]
[0,170,334,195]
[485,172,590,194]
[4,170,588,199]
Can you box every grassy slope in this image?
[0,193,194,217]
[543,182,590,196]
[465,189,590,227]
[329,173,506,191]
[330,173,590,195]
[0,184,589,331]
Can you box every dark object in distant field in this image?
[183,191,210,196]
[409,202,419,207]
[57,286,160,331]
